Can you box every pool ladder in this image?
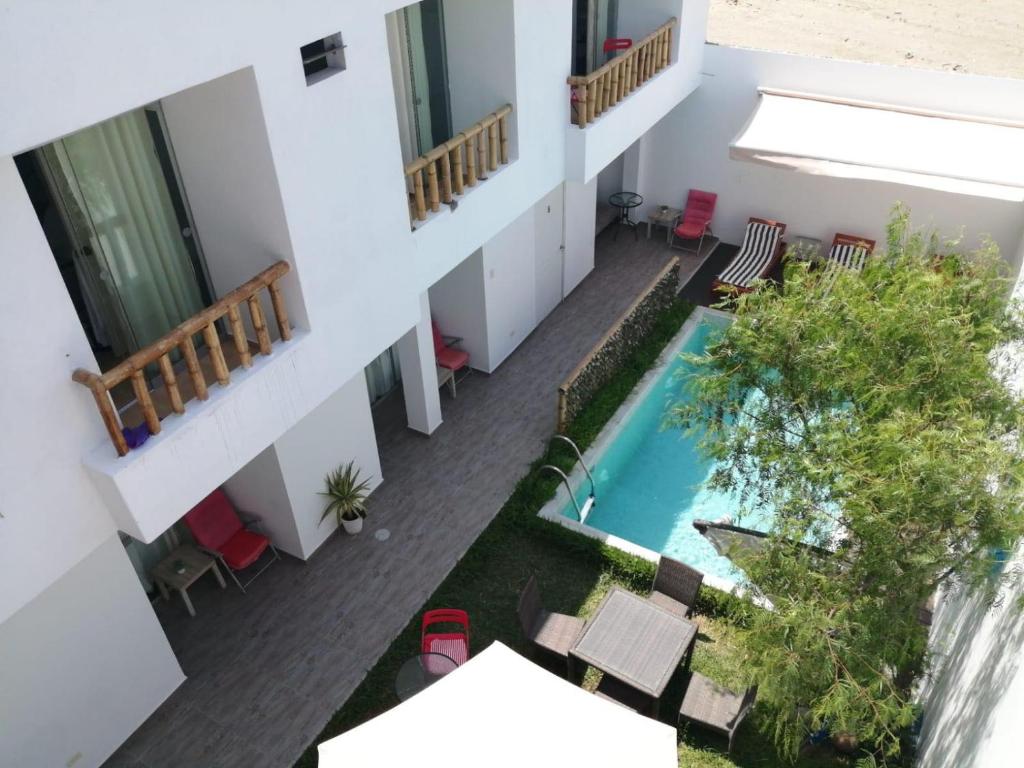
[542,435,596,524]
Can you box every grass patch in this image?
[295,298,847,768]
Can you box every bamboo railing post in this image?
[665,25,673,67]
[499,111,510,163]
[476,127,487,179]
[157,354,185,414]
[248,296,272,355]
[267,281,292,341]
[602,72,611,114]
[130,370,161,435]
[487,120,498,172]
[623,54,633,95]
[226,303,252,368]
[575,82,588,129]
[439,150,453,203]
[411,166,427,220]
[201,322,230,387]
[465,133,478,186]
[425,160,440,213]
[587,78,598,123]
[450,139,465,195]
[180,334,208,401]
[74,370,128,456]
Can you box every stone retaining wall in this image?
[557,257,680,432]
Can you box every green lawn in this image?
[295,300,850,768]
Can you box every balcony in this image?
[564,16,702,183]
[73,261,293,457]
[404,104,513,227]
[567,18,676,130]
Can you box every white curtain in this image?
[365,346,402,403]
[43,108,205,356]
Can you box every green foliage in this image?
[676,205,1024,762]
[319,461,372,526]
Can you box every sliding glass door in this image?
[365,345,403,404]
[28,105,210,366]
[390,0,454,162]
[572,0,620,76]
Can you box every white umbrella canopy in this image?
[318,641,678,768]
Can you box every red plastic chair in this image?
[671,189,718,255]
[421,609,470,666]
[183,489,280,593]
[431,319,469,374]
[603,38,633,54]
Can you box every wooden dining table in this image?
[570,586,698,715]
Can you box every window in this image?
[301,33,346,85]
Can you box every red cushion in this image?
[675,189,717,240]
[424,635,469,666]
[219,529,270,571]
[436,345,469,371]
[184,489,244,552]
[674,220,706,239]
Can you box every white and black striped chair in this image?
[827,233,875,272]
[712,218,786,295]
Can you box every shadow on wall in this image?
[917,556,1024,768]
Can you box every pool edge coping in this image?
[538,305,743,596]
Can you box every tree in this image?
[676,206,1024,763]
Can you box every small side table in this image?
[436,364,456,398]
[608,191,643,241]
[152,544,226,617]
[647,206,682,243]
[787,235,823,262]
[395,653,459,701]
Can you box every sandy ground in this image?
[708,0,1024,79]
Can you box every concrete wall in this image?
[223,445,300,557]
[429,250,490,371]
[0,535,183,768]
[638,45,1024,262]
[917,546,1024,768]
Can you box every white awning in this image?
[730,89,1024,201]
[317,641,678,768]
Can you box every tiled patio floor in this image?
[105,227,725,768]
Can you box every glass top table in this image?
[394,652,459,701]
[608,192,644,240]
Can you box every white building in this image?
[1,1,1023,767]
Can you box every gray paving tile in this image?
[110,229,698,768]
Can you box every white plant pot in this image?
[341,516,363,535]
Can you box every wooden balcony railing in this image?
[405,104,512,224]
[73,261,293,457]
[567,18,676,129]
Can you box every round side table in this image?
[394,652,459,701]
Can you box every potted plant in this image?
[320,461,372,535]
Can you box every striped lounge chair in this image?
[827,233,875,271]
[712,217,786,295]
[820,232,876,293]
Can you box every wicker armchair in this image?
[678,673,757,754]
[649,556,704,618]
[517,574,585,677]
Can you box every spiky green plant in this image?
[320,461,372,527]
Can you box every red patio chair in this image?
[670,189,717,255]
[421,608,470,666]
[183,488,280,593]
[432,319,470,392]
[603,38,633,54]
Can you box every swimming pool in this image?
[539,307,771,590]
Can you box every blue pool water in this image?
[559,314,771,584]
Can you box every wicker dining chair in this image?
[517,574,585,677]
[649,556,704,618]
[678,674,757,754]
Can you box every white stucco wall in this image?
[638,45,1024,262]
[563,176,598,295]
[917,546,1024,768]
[0,534,183,768]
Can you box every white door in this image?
[534,185,565,325]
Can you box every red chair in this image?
[432,319,470,396]
[183,489,280,593]
[603,38,633,54]
[421,608,470,666]
[670,189,718,256]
